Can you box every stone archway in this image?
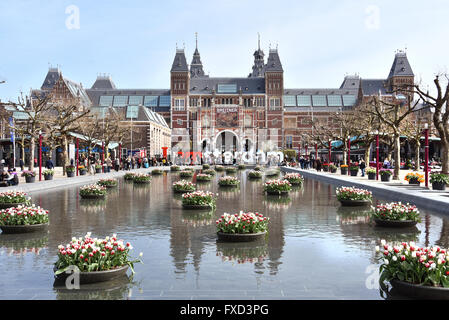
[214,130,240,154]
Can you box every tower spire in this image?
[258,32,260,50]
[195,32,198,50]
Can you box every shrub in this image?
[21,170,36,177]
[43,169,54,176]
[430,173,449,184]
[379,169,393,176]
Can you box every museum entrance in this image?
[215,131,239,153]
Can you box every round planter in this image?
[432,182,447,191]
[350,171,358,176]
[0,202,26,209]
[373,218,418,228]
[104,184,117,189]
[54,265,129,285]
[330,169,337,173]
[217,231,267,242]
[25,176,35,183]
[0,223,48,234]
[79,170,87,176]
[248,175,262,180]
[341,168,348,175]
[151,171,163,175]
[323,167,329,172]
[133,180,151,184]
[338,199,371,207]
[67,171,75,178]
[219,184,239,188]
[266,190,289,196]
[173,189,195,194]
[95,168,102,174]
[44,174,53,181]
[80,193,106,199]
[368,173,376,180]
[390,279,449,300]
[380,175,391,182]
[182,203,213,210]
[408,180,421,186]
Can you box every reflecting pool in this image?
[0,169,447,300]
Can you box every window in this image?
[244,98,252,107]
[159,96,171,106]
[283,95,296,107]
[312,95,327,107]
[126,105,139,119]
[144,96,158,107]
[270,98,280,109]
[342,95,357,106]
[217,84,237,93]
[297,95,311,107]
[128,96,143,105]
[113,96,128,107]
[190,98,198,107]
[327,95,342,107]
[286,136,293,149]
[99,96,113,107]
[173,99,185,111]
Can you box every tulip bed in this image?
[336,186,372,201]
[182,191,217,207]
[202,169,216,176]
[133,174,151,183]
[54,233,142,274]
[216,212,269,234]
[0,205,49,226]
[173,180,196,192]
[151,169,164,175]
[170,165,181,172]
[378,240,449,287]
[238,164,246,170]
[283,173,304,186]
[215,165,225,172]
[225,167,237,173]
[372,202,421,222]
[254,166,263,171]
[124,173,135,180]
[248,170,262,179]
[179,170,194,177]
[202,164,210,170]
[80,184,107,197]
[263,179,292,194]
[196,173,212,181]
[0,191,29,204]
[97,179,118,187]
[218,176,240,186]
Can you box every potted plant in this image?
[405,172,425,185]
[349,166,359,176]
[283,172,304,186]
[248,170,262,179]
[43,169,54,181]
[225,166,237,174]
[179,170,194,178]
[430,173,449,191]
[132,173,151,184]
[215,165,225,172]
[21,170,36,183]
[322,163,329,172]
[377,240,449,299]
[181,190,217,209]
[124,173,135,181]
[329,164,337,173]
[366,167,377,180]
[336,186,372,206]
[79,184,107,199]
[254,166,263,172]
[95,164,102,174]
[263,179,292,195]
[54,233,142,284]
[238,164,246,170]
[0,205,49,234]
[202,169,216,176]
[340,165,348,175]
[0,191,30,209]
[218,176,240,187]
[202,164,210,170]
[379,169,393,182]
[97,179,118,188]
[172,180,196,193]
[151,169,163,175]
[170,165,181,172]
[216,211,269,242]
[66,166,76,177]
[372,202,421,227]
[196,173,212,182]
[78,165,87,176]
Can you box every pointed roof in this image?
[249,34,265,78]
[388,51,414,78]
[91,75,116,89]
[171,49,189,72]
[265,49,283,72]
[190,35,207,78]
[41,67,61,90]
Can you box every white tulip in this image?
[375,246,380,252]
[392,256,397,262]
[384,259,389,265]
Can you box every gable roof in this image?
[265,49,283,72]
[171,49,189,72]
[388,52,414,78]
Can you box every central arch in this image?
[214,130,240,154]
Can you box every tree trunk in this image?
[393,134,401,180]
[29,136,35,171]
[62,136,68,176]
[21,137,25,162]
[442,140,449,174]
[342,140,348,165]
[364,141,371,163]
[414,141,420,171]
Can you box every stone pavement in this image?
[282,167,449,215]
[3,166,200,193]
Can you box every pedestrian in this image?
[45,158,54,169]
[19,159,24,171]
[359,159,366,177]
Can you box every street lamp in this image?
[375,130,379,181]
[424,123,429,188]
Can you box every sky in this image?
[1,0,449,102]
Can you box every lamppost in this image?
[38,130,42,181]
[424,123,429,188]
[375,130,379,181]
[347,136,351,175]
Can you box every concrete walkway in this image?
[282,167,449,215]
[2,166,200,193]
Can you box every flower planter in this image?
[79,170,87,176]
[380,175,391,182]
[80,194,106,199]
[25,176,35,183]
[368,172,376,180]
[340,168,348,175]
[67,171,75,178]
[133,180,151,184]
[182,204,213,210]
[373,218,418,228]
[217,231,267,242]
[432,182,447,191]
[0,202,26,209]
[323,167,329,172]
[54,265,129,285]
[0,223,49,234]
[330,168,337,173]
[408,179,420,186]
[350,171,358,177]
[173,189,194,193]
[266,190,289,196]
[338,199,371,207]
[95,168,102,174]
[390,279,449,300]
[44,174,53,181]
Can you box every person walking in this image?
[359,159,366,177]
[19,159,24,171]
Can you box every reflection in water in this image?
[181,211,215,227]
[263,195,292,211]
[336,206,372,225]
[0,233,48,256]
[216,241,268,264]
